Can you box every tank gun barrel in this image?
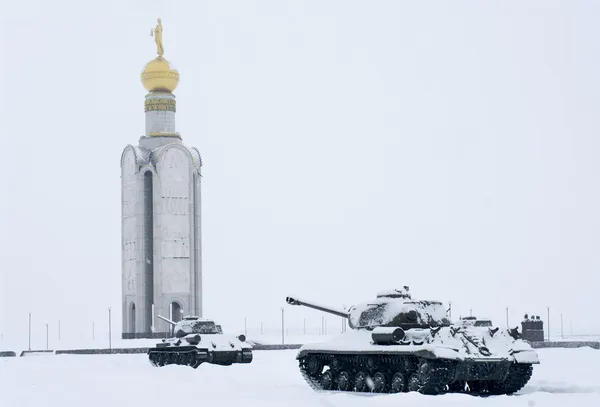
[157,315,176,326]
[285,296,349,319]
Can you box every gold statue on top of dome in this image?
[151,18,164,57]
[141,18,179,93]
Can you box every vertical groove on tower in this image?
[143,171,154,332]
[194,171,202,317]
[192,172,198,316]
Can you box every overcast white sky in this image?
[1,0,599,349]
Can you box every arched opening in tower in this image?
[130,302,136,333]
[143,171,154,333]
[170,301,183,323]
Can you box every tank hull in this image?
[148,346,253,368]
[294,328,538,396]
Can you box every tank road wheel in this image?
[305,356,323,376]
[190,354,202,369]
[187,352,196,367]
[407,373,420,392]
[354,371,369,392]
[337,371,352,391]
[418,360,454,395]
[390,372,407,393]
[321,370,334,390]
[371,372,387,393]
[330,357,343,373]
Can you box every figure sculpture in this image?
[151,18,164,56]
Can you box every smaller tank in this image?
[459,316,493,329]
[147,315,253,368]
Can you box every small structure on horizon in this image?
[521,314,544,342]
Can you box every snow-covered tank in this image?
[285,287,539,395]
[147,315,253,368]
[460,316,493,328]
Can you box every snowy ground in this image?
[3,333,599,354]
[2,347,599,407]
[0,335,326,353]
[0,334,331,353]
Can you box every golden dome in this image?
[141,56,180,93]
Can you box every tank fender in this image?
[413,347,461,361]
[511,349,540,364]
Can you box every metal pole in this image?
[28,312,31,350]
[281,308,284,345]
[560,314,563,339]
[45,323,49,350]
[108,307,112,351]
[546,306,550,341]
[448,301,452,319]
[506,307,509,328]
[570,320,573,335]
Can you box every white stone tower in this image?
[120,19,203,339]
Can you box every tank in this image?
[459,316,493,328]
[285,286,539,396]
[147,315,253,368]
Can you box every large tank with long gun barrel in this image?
[147,315,253,368]
[285,287,539,396]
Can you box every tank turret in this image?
[286,286,451,330]
[156,315,234,339]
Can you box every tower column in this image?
[145,91,177,137]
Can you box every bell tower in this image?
[120,19,203,339]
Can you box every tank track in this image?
[468,363,533,395]
[297,353,533,396]
[148,347,208,369]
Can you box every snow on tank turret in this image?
[285,286,539,396]
[147,315,253,368]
